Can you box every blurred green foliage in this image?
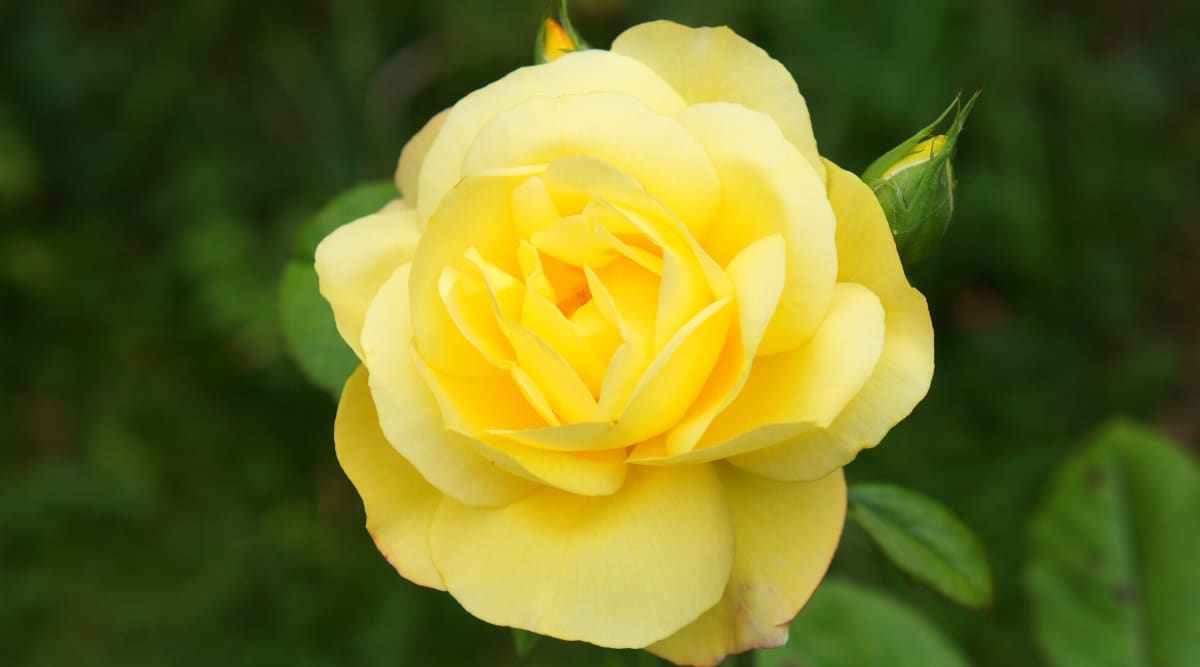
[2,0,1197,665]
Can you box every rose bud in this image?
[535,0,588,63]
[863,90,980,265]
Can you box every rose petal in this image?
[411,354,627,497]
[613,21,824,179]
[629,233,786,460]
[409,169,533,377]
[315,207,420,359]
[395,108,449,203]
[335,366,445,589]
[615,296,734,441]
[462,91,720,239]
[517,245,608,394]
[677,102,837,355]
[418,50,687,223]
[729,161,934,481]
[631,281,884,467]
[429,464,734,648]
[648,465,846,666]
[361,263,536,506]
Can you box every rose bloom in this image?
[316,20,933,666]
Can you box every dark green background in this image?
[3,0,1197,664]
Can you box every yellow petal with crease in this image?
[361,263,535,506]
[521,286,607,395]
[429,464,734,647]
[510,176,562,242]
[698,282,885,452]
[414,354,625,496]
[823,158,918,302]
[613,21,824,179]
[503,320,598,424]
[409,169,532,377]
[498,294,732,453]
[471,432,628,497]
[315,207,420,359]
[632,233,787,460]
[462,92,719,238]
[730,162,934,482]
[418,50,687,223]
[396,109,449,203]
[539,156,731,305]
[678,102,837,355]
[335,366,445,590]
[648,465,846,666]
[617,297,734,441]
[439,266,515,369]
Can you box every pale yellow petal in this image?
[361,263,535,506]
[493,297,733,454]
[648,466,846,666]
[429,465,734,648]
[457,249,599,423]
[677,102,837,355]
[520,284,607,395]
[335,366,445,590]
[730,161,934,481]
[412,353,626,496]
[409,348,548,435]
[395,109,449,202]
[472,433,628,497]
[438,265,516,369]
[417,50,687,223]
[672,281,888,467]
[630,234,787,461]
[511,175,560,240]
[616,297,734,442]
[823,158,913,302]
[699,282,885,449]
[502,320,598,424]
[314,207,420,359]
[409,169,533,377]
[462,91,720,238]
[612,21,824,178]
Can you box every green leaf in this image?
[1027,419,1200,667]
[757,578,970,667]
[512,628,541,659]
[278,261,358,395]
[848,483,993,608]
[292,181,397,259]
[278,181,397,395]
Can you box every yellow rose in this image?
[316,20,933,666]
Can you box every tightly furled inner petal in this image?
[404,93,912,497]
[423,158,729,448]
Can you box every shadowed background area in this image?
[2,0,1198,664]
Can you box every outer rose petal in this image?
[417,49,687,223]
[731,160,934,481]
[361,263,536,506]
[335,366,444,590]
[693,282,885,451]
[410,170,531,377]
[315,207,420,359]
[612,21,825,180]
[462,91,720,240]
[395,108,449,203]
[648,465,846,666]
[429,465,735,648]
[675,101,837,356]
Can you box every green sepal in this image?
[864,90,981,265]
